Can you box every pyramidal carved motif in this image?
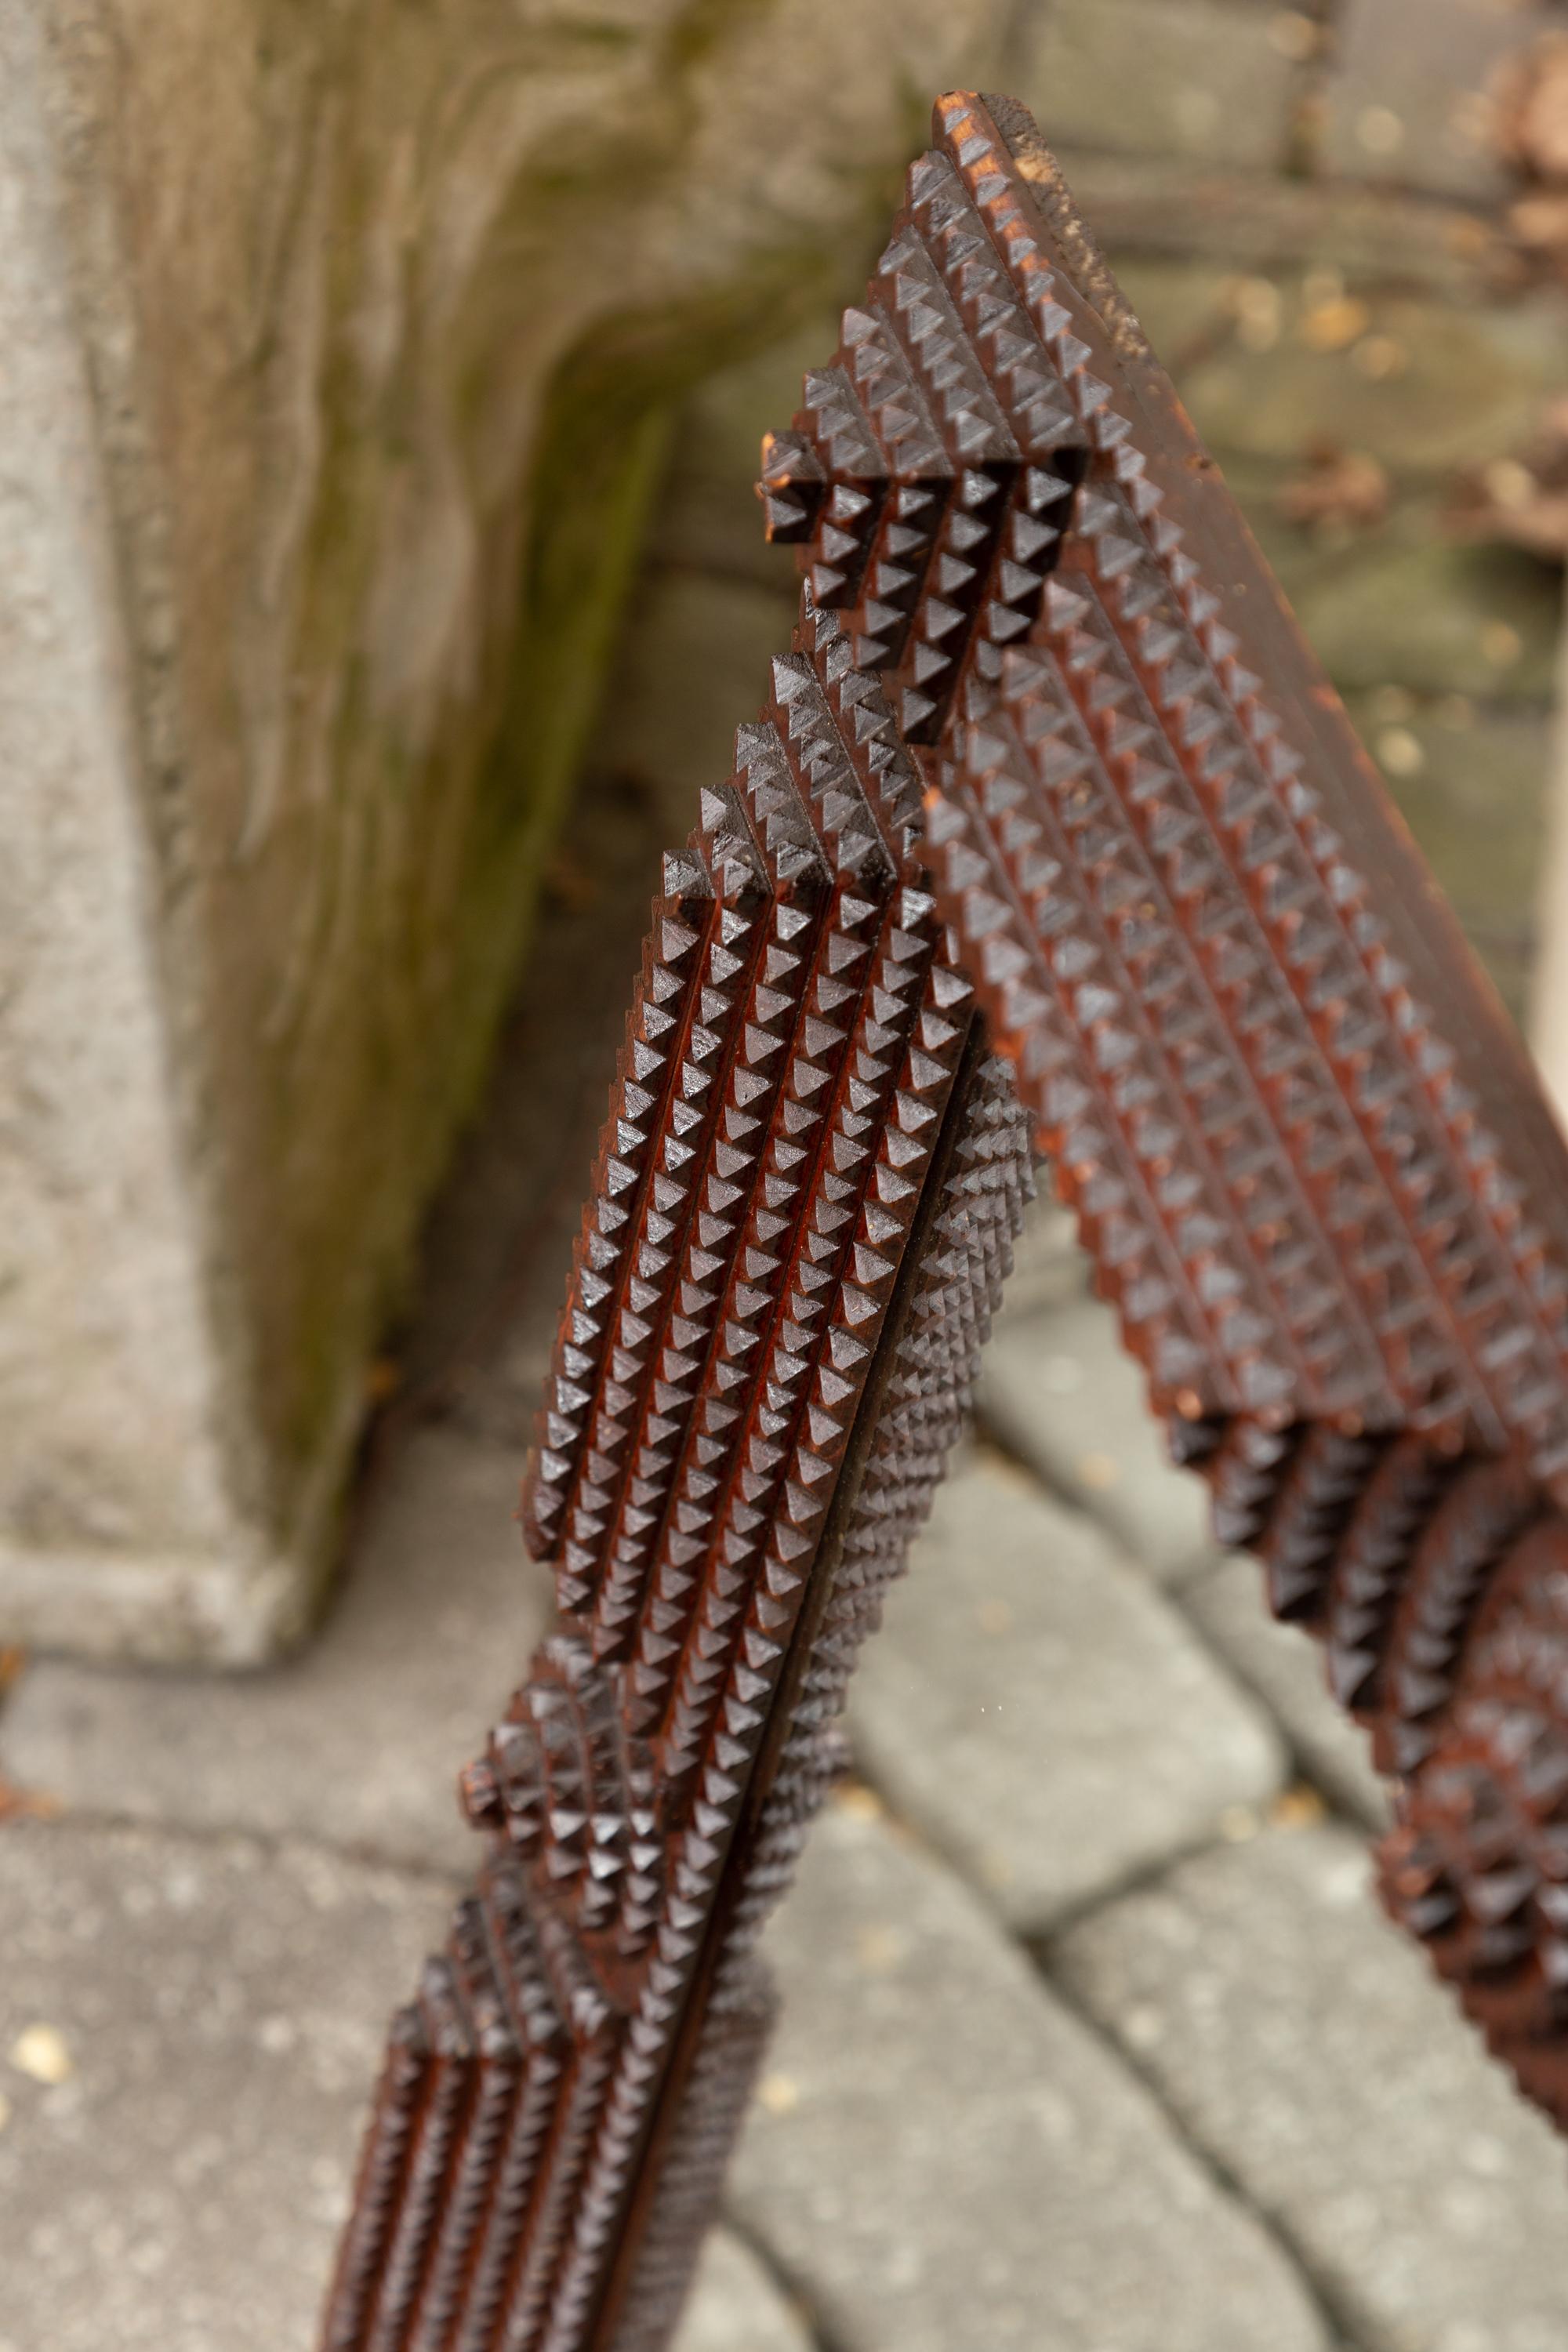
[324,91,1568,2350]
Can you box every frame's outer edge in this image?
[319,89,1568,2352]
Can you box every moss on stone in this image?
[263,252,858,1549]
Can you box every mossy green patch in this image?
[263,249,858,1539]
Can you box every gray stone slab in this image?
[0,1807,813,2352]
[851,1458,1287,1931]
[1356,698,1552,1030]
[1054,1825,1568,2352]
[730,1798,1330,2352]
[1017,0,1301,172]
[1291,535,1559,704]
[1323,0,1538,201]
[1183,1555,1392,1830]
[0,1813,449,2352]
[979,1291,1216,1581]
[1174,272,1566,475]
[0,11,280,1670]
[1112,253,1568,488]
[1046,151,1506,292]
[0,1425,551,1871]
[679,2229,815,2352]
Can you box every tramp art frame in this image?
[321,91,1568,2352]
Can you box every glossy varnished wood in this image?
[322,90,1568,2352]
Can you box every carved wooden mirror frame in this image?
[321,92,1568,2352]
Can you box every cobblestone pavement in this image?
[7,39,1568,2336]
[9,1135,1568,2347]
[7,929,1568,2348]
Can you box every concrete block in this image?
[852,1459,1287,1929]
[1055,1825,1568,2352]
[729,1798,1330,2352]
[980,1293,1217,1581]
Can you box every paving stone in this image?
[1058,154,1511,293]
[1108,255,1251,372]
[1361,698,1551,1025]
[1183,465,1558,710]
[730,1798,1330,2352]
[0,1425,551,1872]
[1323,0,1545,201]
[979,1291,1217,1581]
[1297,541,1558,706]
[1156,267,1567,474]
[1017,0,1301,172]
[678,2228,815,2352]
[1183,1555,1392,1829]
[851,1458,1287,1932]
[0,1812,450,2352]
[1054,1824,1568,2352]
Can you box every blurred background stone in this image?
[1323,0,1555,201]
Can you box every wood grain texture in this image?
[324,89,1568,2352]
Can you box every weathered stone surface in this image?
[385,751,676,1447]
[1287,530,1559,703]
[730,1799,1330,2352]
[1323,0,1540,201]
[1016,0,1301,171]
[1183,1555,1391,1829]
[1156,268,1567,474]
[980,1292,1217,1581]
[0,1426,552,1871]
[6,0,1014,1664]
[1363,699,1552,1025]
[1054,1826,1568,2352]
[1109,254,1248,369]
[659,320,843,591]
[679,2230,815,2352]
[1053,152,1512,292]
[0,1813,450,2352]
[591,571,800,829]
[851,1459,1287,1929]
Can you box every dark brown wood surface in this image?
[321,91,1568,2352]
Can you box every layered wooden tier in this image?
[321,593,1029,2352]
